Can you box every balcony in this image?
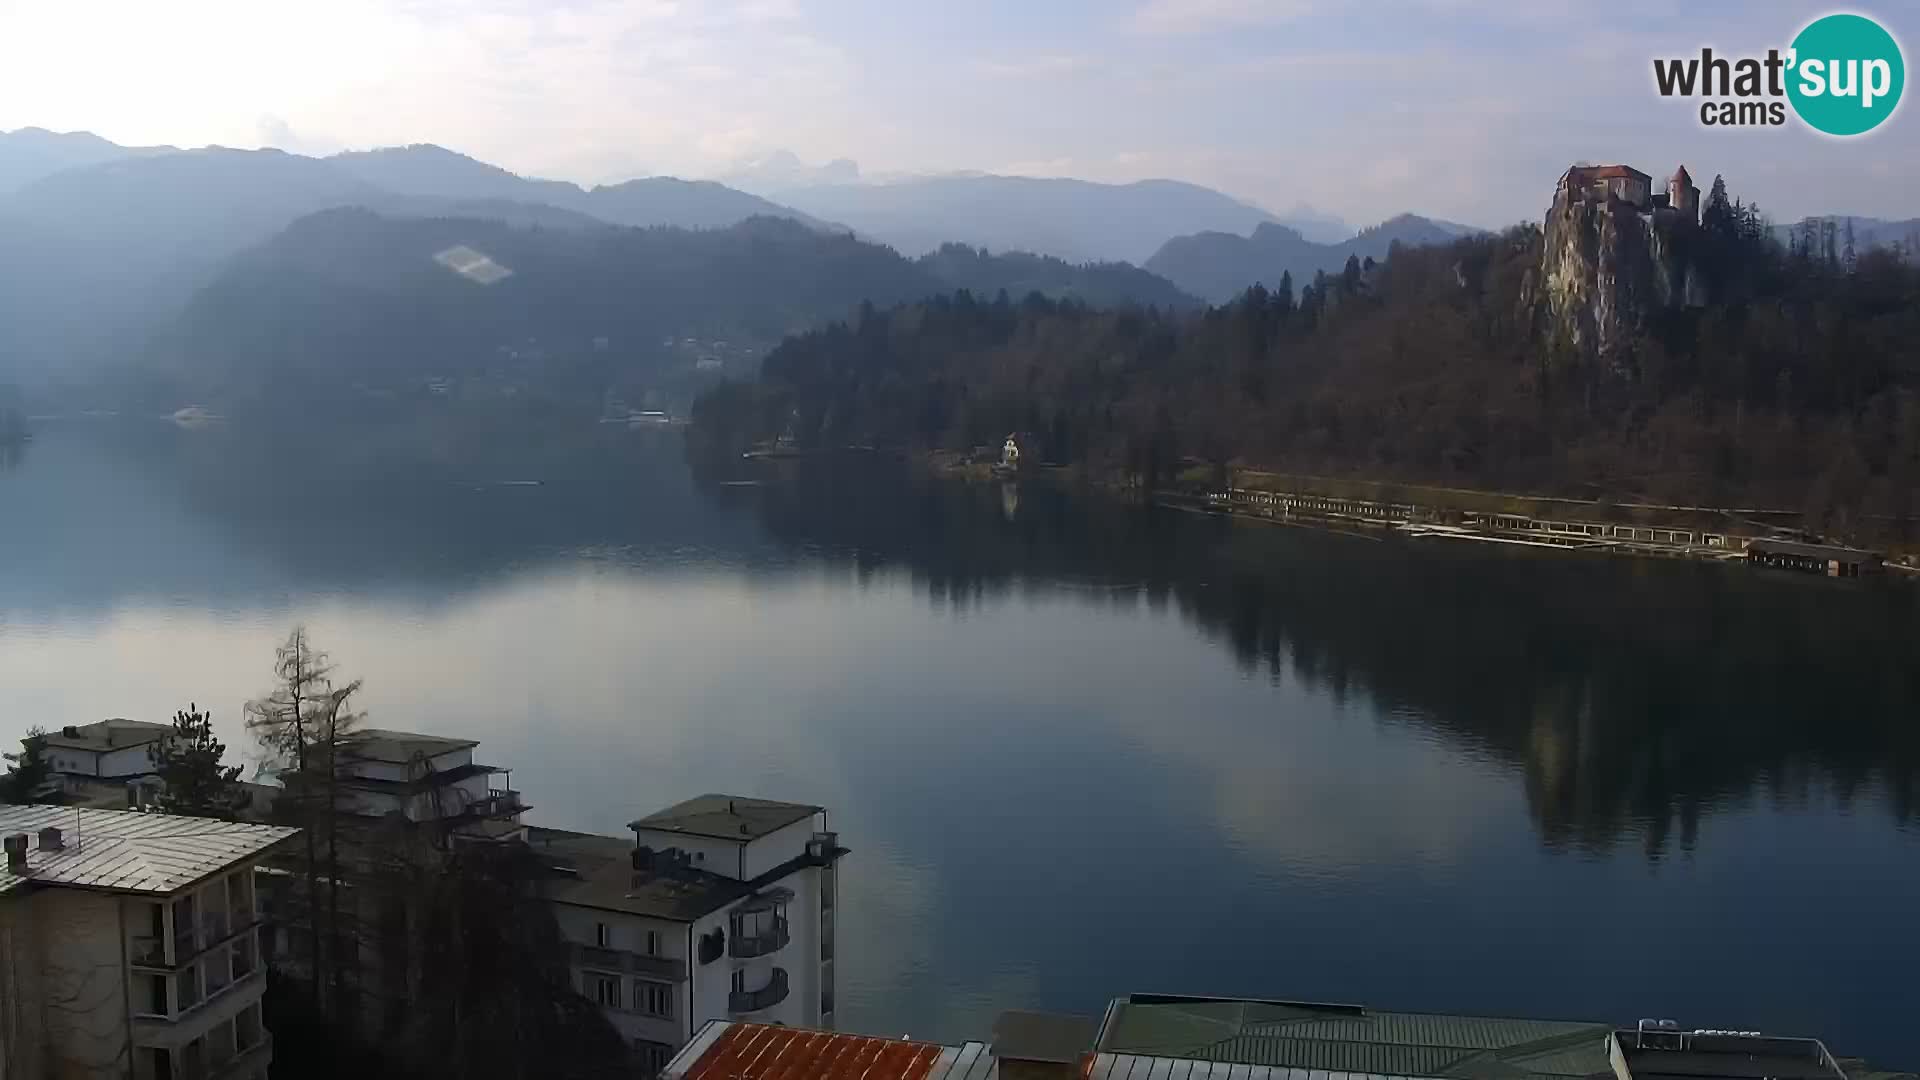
[729,916,789,959]
[569,942,685,981]
[728,967,789,1014]
[132,917,261,971]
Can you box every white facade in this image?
[545,797,844,1076]
[41,719,173,782]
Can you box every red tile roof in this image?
[1569,164,1650,183]
[681,1024,946,1080]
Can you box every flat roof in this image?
[42,719,173,753]
[630,794,821,842]
[0,805,299,897]
[665,1021,999,1080]
[992,1010,1099,1063]
[1096,995,1614,1079]
[341,729,480,764]
[530,825,846,922]
[1744,538,1880,562]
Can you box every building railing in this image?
[729,916,789,959]
[570,942,685,981]
[728,967,789,1014]
[132,916,262,970]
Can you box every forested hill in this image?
[156,210,1195,408]
[693,220,1920,545]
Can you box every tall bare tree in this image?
[245,627,363,1020]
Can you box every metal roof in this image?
[665,1021,999,1080]
[0,805,299,896]
[631,794,821,842]
[1086,1056,1455,1080]
[1096,997,1614,1080]
[340,729,480,763]
[42,718,173,753]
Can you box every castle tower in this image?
[1669,165,1699,223]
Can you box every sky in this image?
[0,0,1914,229]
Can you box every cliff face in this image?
[1539,192,1703,373]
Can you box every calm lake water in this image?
[3,422,1918,1065]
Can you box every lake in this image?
[2,421,1917,1066]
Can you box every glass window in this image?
[634,1040,675,1074]
[635,980,672,1017]
[595,922,612,948]
[585,971,621,1008]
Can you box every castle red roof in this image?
[1672,164,1694,185]
[1570,164,1650,183]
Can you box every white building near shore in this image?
[529,795,847,1075]
[0,804,299,1080]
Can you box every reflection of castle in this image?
[1557,163,1699,222]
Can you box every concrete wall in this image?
[740,818,816,881]
[553,903,694,1051]
[33,889,130,1080]
[632,831,740,878]
[99,746,158,779]
[0,895,49,1080]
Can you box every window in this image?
[635,980,673,1017]
[595,922,612,948]
[634,1039,675,1075]
[643,929,660,955]
[730,969,745,994]
[584,971,621,1009]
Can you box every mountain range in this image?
[1145,214,1485,303]
[767,174,1295,266]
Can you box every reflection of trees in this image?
[728,461,1920,856]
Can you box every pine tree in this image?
[1702,175,1735,237]
[150,704,242,817]
[2,726,54,804]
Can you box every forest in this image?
[145,210,1193,415]
[692,182,1920,545]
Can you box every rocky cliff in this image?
[1538,191,1704,373]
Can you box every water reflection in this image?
[721,461,1920,855]
[3,427,1918,1064]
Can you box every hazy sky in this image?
[1,0,1913,227]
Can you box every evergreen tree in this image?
[2,726,54,804]
[1275,270,1295,319]
[150,704,243,817]
[1843,218,1857,274]
[1701,175,1735,238]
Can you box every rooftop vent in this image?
[3,833,28,871]
[61,725,81,738]
[37,827,62,852]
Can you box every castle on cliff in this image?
[1555,163,1699,223]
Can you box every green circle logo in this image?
[1787,13,1905,136]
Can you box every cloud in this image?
[254,114,342,156]
[971,53,1091,80]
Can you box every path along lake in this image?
[2,422,1917,1065]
